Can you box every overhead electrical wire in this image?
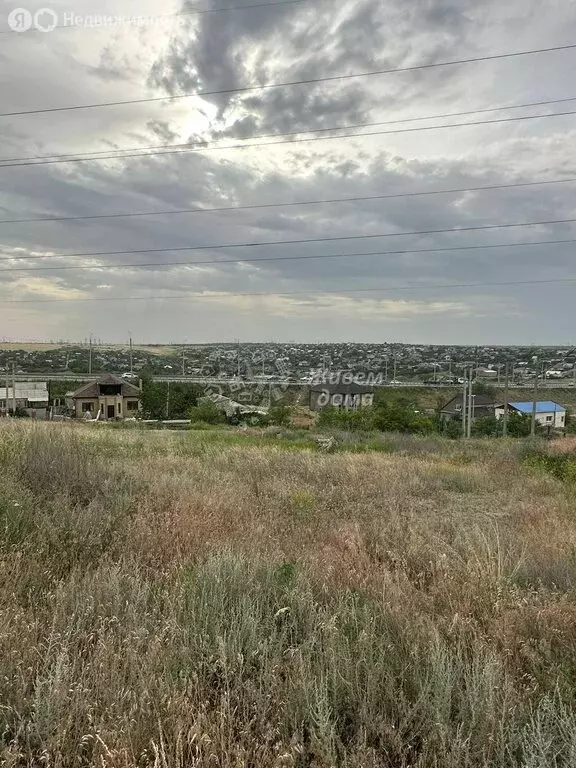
[2,276,576,304]
[3,94,576,169]
[1,176,575,226]
[2,216,576,263]
[2,109,576,169]
[1,236,576,274]
[2,41,576,118]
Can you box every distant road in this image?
[9,373,575,389]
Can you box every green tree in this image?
[140,377,166,419]
[141,378,200,419]
[471,415,500,437]
[189,400,226,424]
[507,412,532,437]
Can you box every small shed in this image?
[0,381,49,417]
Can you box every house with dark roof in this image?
[440,393,496,423]
[309,382,374,412]
[494,401,566,429]
[71,374,141,420]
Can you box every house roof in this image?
[441,393,495,412]
[0,388,49,402]
[310,383,374,395]
[505,401,566,414]
[0,382,49,402]
[71,374,140,399]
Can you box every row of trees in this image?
[317,398,569,438]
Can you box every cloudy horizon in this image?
[1,0,576,345]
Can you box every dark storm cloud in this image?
[148,0,476,140]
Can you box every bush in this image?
[317,407,374,431]
[471,416,500,437]
[268,404,292,427]
[523,449,576,482]
[507,412,533,438]
[318,403,437,434]
[189,400,226,425]
[445,419,463,439]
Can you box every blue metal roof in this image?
[509,401,566,414]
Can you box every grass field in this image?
[1,422,576,766]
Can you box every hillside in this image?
[1,422,576,766]
[377,385,576,412]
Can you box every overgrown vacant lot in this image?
[1,423,576,766]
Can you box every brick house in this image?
[71,374,141,420]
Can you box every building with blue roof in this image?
[494,401,566,429]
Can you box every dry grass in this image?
[1,421,576,766]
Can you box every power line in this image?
[3,94,576,168]
[3,109,576,169]
[0,0,316,35]
[2,42,576,118]
[1,176,575,226]
[2,216,576,263]
[2,236,576,273]
[2,276,576,304]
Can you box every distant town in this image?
[1,341,575,386]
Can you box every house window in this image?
[82,402,93,412]
[546,415,553,422]
[127,400,138,411]
[118,402,122,414]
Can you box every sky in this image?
[0,0,575,344]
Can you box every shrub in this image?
[471,416,500,437]
[268,404,292,427]
[189,400,226,425]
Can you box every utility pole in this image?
[11,361,16,415]
[384,356,389,381]
[531,355,538,437]
[129,333,133,375]
[393,356,397,382]
[165,381,170,419]
[466,365,473,438]
[88,335,93,375]
[462,367,468,438]
[182,347,186,377]
[503,363,509,437]
[237,339,241,378]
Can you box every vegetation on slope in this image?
[1,423,576,766]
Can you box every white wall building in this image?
[494,401,566,428]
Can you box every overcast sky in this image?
[1,0,575,344]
